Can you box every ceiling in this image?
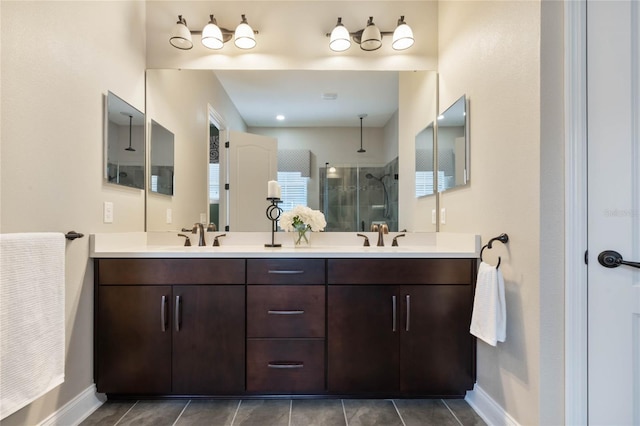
[213,70,399,128]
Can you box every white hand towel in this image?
[0,233,65,420]
[470,261,506,346]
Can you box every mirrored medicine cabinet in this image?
[437,95,469,192]
[104,91,145,190]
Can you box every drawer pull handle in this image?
[405,294,411,332]
[175,295,181,332]
[392,295,397,332]
[267,362,304,369]
[267,270,305,275]
[160,295,167,332]
[267,310,305,315]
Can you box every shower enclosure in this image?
[319,158,398,232]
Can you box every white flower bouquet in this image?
[279,205,327,245]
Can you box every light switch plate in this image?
[431,209,436,224]
[440,208,446,224]
[103,202,114,223]
[166,208,172,224]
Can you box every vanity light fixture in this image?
[329,17,351,52]
[326,16,414,52]
[234,15,257,49]
[391,16,414,50]
[360,17,382,51]
[169,14,258,50]
[169,15,193,50]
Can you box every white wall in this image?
[438,1,564,425]
[399,71,438,232]
[145,69,246,231]
[0,1,146,424]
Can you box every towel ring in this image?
[480,233,509,269]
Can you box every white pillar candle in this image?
[267,180,280,198]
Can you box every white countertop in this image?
[90,232,480,259]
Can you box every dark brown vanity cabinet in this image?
[95,259,245,395]
[327,258,477,397]
[246,259,326,394]
[94,256,477,398]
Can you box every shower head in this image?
[366,173,389,181]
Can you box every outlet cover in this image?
[166,208,172,224]
[103,202,114,223]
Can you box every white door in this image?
[226,130,278,231]
[587,0,640,424]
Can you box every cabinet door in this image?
[328,285,399,394]
[96,285,172,394]
[172,285,245,394]
[400,285,474,395]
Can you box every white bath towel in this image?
[0,233,65,420]
[470,261,506,346]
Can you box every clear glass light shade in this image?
[169,18,193,50]
[360,18,382,51]
[392,21,414,50]
[329,22,351,52]
[234,16,256,49]
[202,21,224,49]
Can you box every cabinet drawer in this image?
[96,259,245,285]
[247,259,325,284]
[327,259,474,285]
[247,286,325,338]
[247,339,325,393]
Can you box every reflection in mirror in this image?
[437,95,469,192]
[105,91,145,189]
[415,122,438,198]
[145,69,437,232]
[150,120,175,196]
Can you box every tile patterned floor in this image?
[81,398,486,426]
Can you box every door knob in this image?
[597,250,640,269]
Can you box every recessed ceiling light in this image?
[276,114,285,121]
[322,93,338,100]
[437,114,444,120]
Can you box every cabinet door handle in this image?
[267,310,305,315]
[160,295,167,332]
[405,294,411,332]
[267,270,305,274]
[268,362,304,369]
[175,295,181,332]
[392,295,397,332]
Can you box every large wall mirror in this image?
[105,91,145,189]
[145,69,437,232]
[437,95,469,192]
[150,120,175,196]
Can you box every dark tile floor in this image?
[81,398,486,426]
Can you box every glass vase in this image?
[292,225,312,247]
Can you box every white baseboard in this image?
[39,384,105,426]
[465,384,521,426]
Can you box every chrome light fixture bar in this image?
[169,14,259,50]
[327,16,414,52]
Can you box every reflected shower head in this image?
[366,173,389,181]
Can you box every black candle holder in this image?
[265,197,282,247]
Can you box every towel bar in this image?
[480,233,509,268]
[65,231,84,240]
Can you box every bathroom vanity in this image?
[91,232,479,399]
